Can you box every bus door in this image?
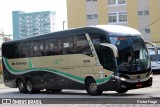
[100,43,118,72]
[101,46,115,71]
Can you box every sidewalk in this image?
[0,75,6,89]
[0,83,6,89]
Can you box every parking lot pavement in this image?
[0,83,6,89]
[0,76,6,89]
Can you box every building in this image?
[67,0,160,45]
[12,11,56,40]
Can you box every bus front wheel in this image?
[116,89,128,94]
[85,78,103,96]
[116,85,128,94]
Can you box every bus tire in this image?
[17,79,26,93]
[116,88,128,94]
[85,78,103,96]
[25,79,35,94]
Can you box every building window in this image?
[138,10,149,16]
[93,14,98,19]
[108,13,117,23]
[138,11,143,16]
[119,12,127,22]
[108,0,116,5]
[108,12,127,23]
[118,0,126,4]
[145,28,150,33]
[87,15,92,19]
[144,10,149,15]
[87,14,98,20]
[108,0,126,5]
[86,0,97,1]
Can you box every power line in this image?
[140,17,160,32]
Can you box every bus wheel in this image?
[85,78,103,96]
[17,80,26,93]
[116,89,128,94]
[26,79,35,94]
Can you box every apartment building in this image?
[67,0,160,45]
[12,11,56,40]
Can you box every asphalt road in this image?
[0,75,160,104]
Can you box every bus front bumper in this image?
[114,75,153,90]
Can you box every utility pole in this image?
[63,20,65,30]
[2,32,4,42]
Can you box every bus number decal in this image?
[83,60,90,63]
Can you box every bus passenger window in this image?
[14,43,21,58]
[61,37,74,55]
[20,42,32,57]
[44,38,60,56]
[32,40,43,57]
[75,35,92,56]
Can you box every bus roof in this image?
[3,25,142,44]
[94,25,141,35]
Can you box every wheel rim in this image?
[27,81,32,92]
[89,83,97,91]
[19,82,24,91]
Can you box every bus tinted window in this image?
[75,35,92,56]
[44,38,60,56]
[14,43,21,58]
[32,40,43,56]
[61,37,74,55]
[20,42,32,57]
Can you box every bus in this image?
[2,25,152,95]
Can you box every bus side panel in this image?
[2,60,85,90]
[2,60,17,88]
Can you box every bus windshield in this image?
[109,36,150,72]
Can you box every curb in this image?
[150,96,160,99]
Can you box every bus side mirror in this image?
[100,43,118,58]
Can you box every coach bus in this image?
[2,25,153,95]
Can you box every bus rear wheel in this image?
[85,78,103,96]
[25,79,35,94]
[17,80,26,93]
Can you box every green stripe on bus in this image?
[3,57,112,84]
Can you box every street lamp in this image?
[63,20,66,30]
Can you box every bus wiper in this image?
[137,59,145,70]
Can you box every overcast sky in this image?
[0,0,67,34]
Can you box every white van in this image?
[148,47,160,72]
[150,55,160,71]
